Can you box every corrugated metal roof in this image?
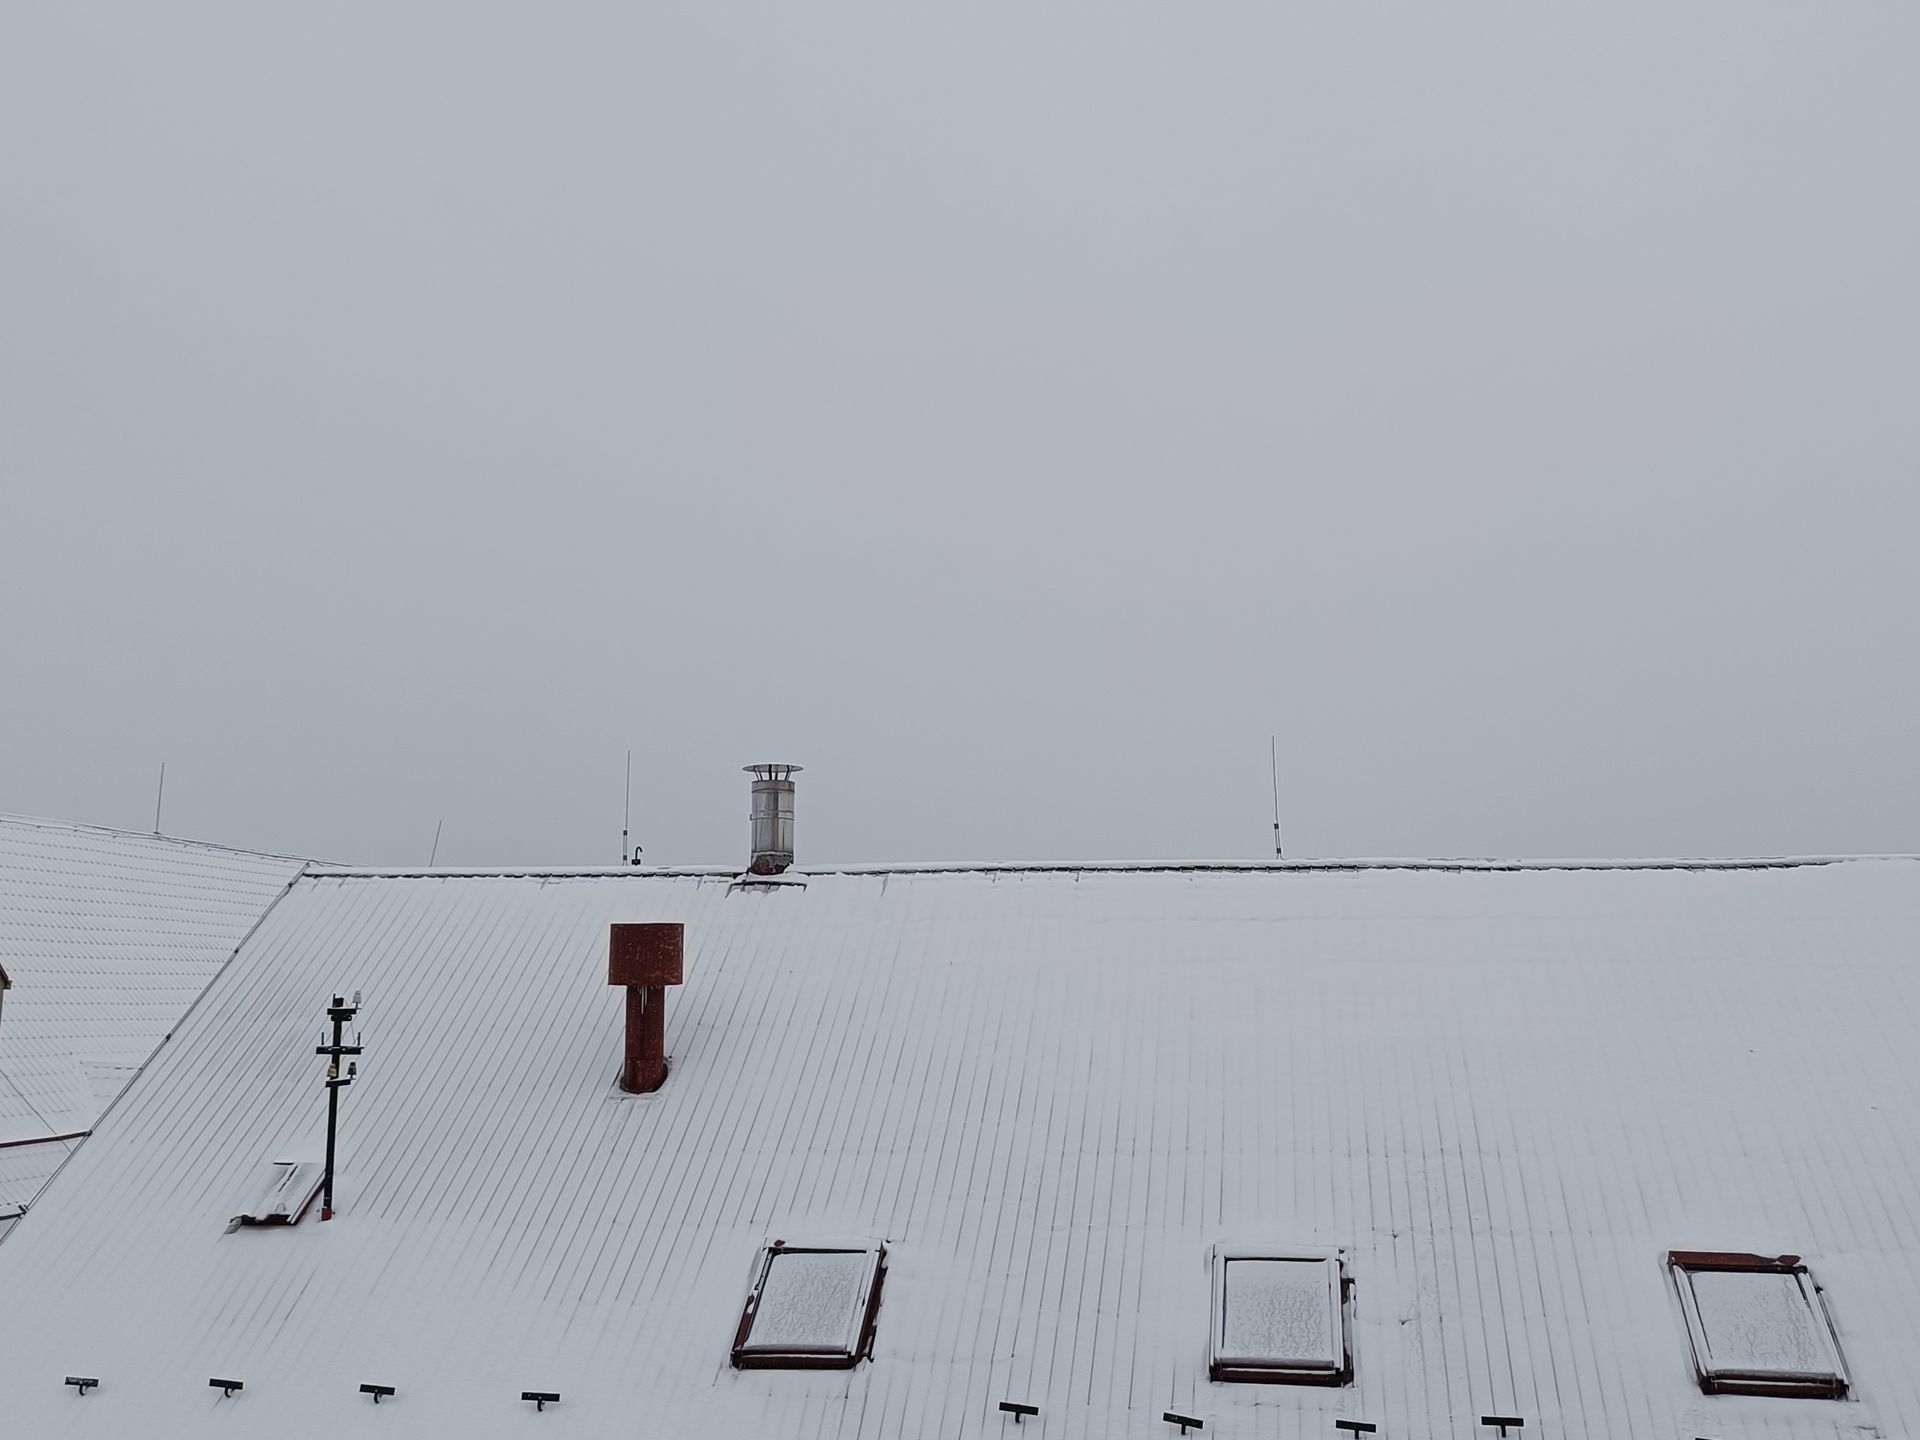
[0,813,310,1209]
[0,1136,80,1221]
[0,860,1916,1439]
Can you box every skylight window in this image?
[1209,1248,1351,1384]
[1669,1251,1847,1398]
[229,1160,325,1228]
[731,1241,886,1369]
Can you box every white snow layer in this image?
[0,860,1916,1440]
[1219,1258,1337,1367]
[745,1250,873,1354]
[1690,1270,1839,1380]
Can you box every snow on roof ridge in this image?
[0,810,320,866]
[305,852,1920,881]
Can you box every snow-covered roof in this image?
[0,813,310,1215]
[0,858,1917,1438]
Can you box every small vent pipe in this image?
[745,764,801,875]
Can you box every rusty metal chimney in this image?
[745,764,801,875]
[608,923,683,1092]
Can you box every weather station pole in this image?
[316,994,363,1221]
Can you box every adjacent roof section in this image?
[0,814,310,1206]
[0,1134,78,1234]
[0,858,1917,1439]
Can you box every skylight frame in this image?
[730,1240,887,1370]
[230,1159,326,1228]
[1208,1247,1352,1386]
[1668,1251,1848,1399]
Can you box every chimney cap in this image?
[745,764,803,780]
[609,923,685,988]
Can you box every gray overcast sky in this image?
[3,4,1916,867]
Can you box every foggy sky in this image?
[3,4,1916,868]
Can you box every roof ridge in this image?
[0,810,318,866]
[302,853,1920,881]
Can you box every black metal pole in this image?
[316,994,362,1222]
[322,1006,341,1221]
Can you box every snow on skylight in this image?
[1688,1269,1841,1381]
[734,1245,883,1365]
[1210,1250,1347,1382]
[1222,1259,1337,1364]
[1670,1255,1847,1397]
[230,1160,324,1228]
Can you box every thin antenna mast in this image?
[1269,736,1283,859]
[621,750,632,865]
[428,819,443,866]
[153,762,167,835]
